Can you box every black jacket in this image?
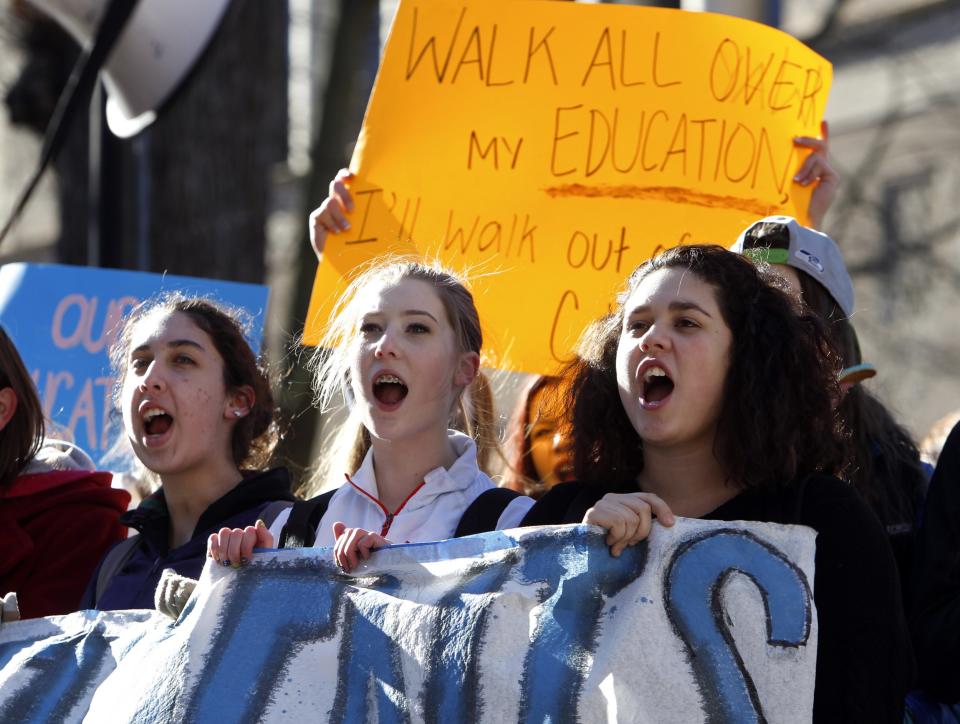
[81,467,296,611]
[912,421,960,703]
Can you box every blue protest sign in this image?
[0,263,269,470]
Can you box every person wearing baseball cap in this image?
[731,215,875,389]
[733,215,854,316]
[732,215,928,617]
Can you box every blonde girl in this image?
[209,259,531,571]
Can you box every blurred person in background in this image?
[0,326,129,619]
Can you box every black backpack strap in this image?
[258,500,295,530]
[455,488,524,538]
[518,482,599,527]
[278,490,336,549]
[94,534,141,607]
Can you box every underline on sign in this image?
[541,184,786,217]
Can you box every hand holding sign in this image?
[310,168,356,259]
[792,120,839,229]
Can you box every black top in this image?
[912,421,960,703]
[81,467,296,611]
[866,444,930,619]
[522,475,914,723]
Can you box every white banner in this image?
[0,522,817,723]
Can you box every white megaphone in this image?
[26,0,229,138]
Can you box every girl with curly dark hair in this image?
[522,244,913,722]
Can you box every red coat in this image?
[0,469,130,619]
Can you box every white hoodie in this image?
[270,431,533,547]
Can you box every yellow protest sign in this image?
[305,0,832,374]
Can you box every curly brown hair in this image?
[110,294,278,470]
[566,244,845,492]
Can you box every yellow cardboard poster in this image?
[305,0,832,373]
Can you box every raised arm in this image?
[794,120,840,231]
[308,168,355,260]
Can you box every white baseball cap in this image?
[731,216,854,318]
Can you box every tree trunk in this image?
[133,0,288,282]
[275,0,380,480]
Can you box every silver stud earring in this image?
[234,410,243,418]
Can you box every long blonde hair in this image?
[302,258,499,496]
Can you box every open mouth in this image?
[142,407,174,437]
[554,459,575,483]
[372,373,408,407]
[641,366,674,406]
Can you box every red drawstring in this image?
[344,473,426,537]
